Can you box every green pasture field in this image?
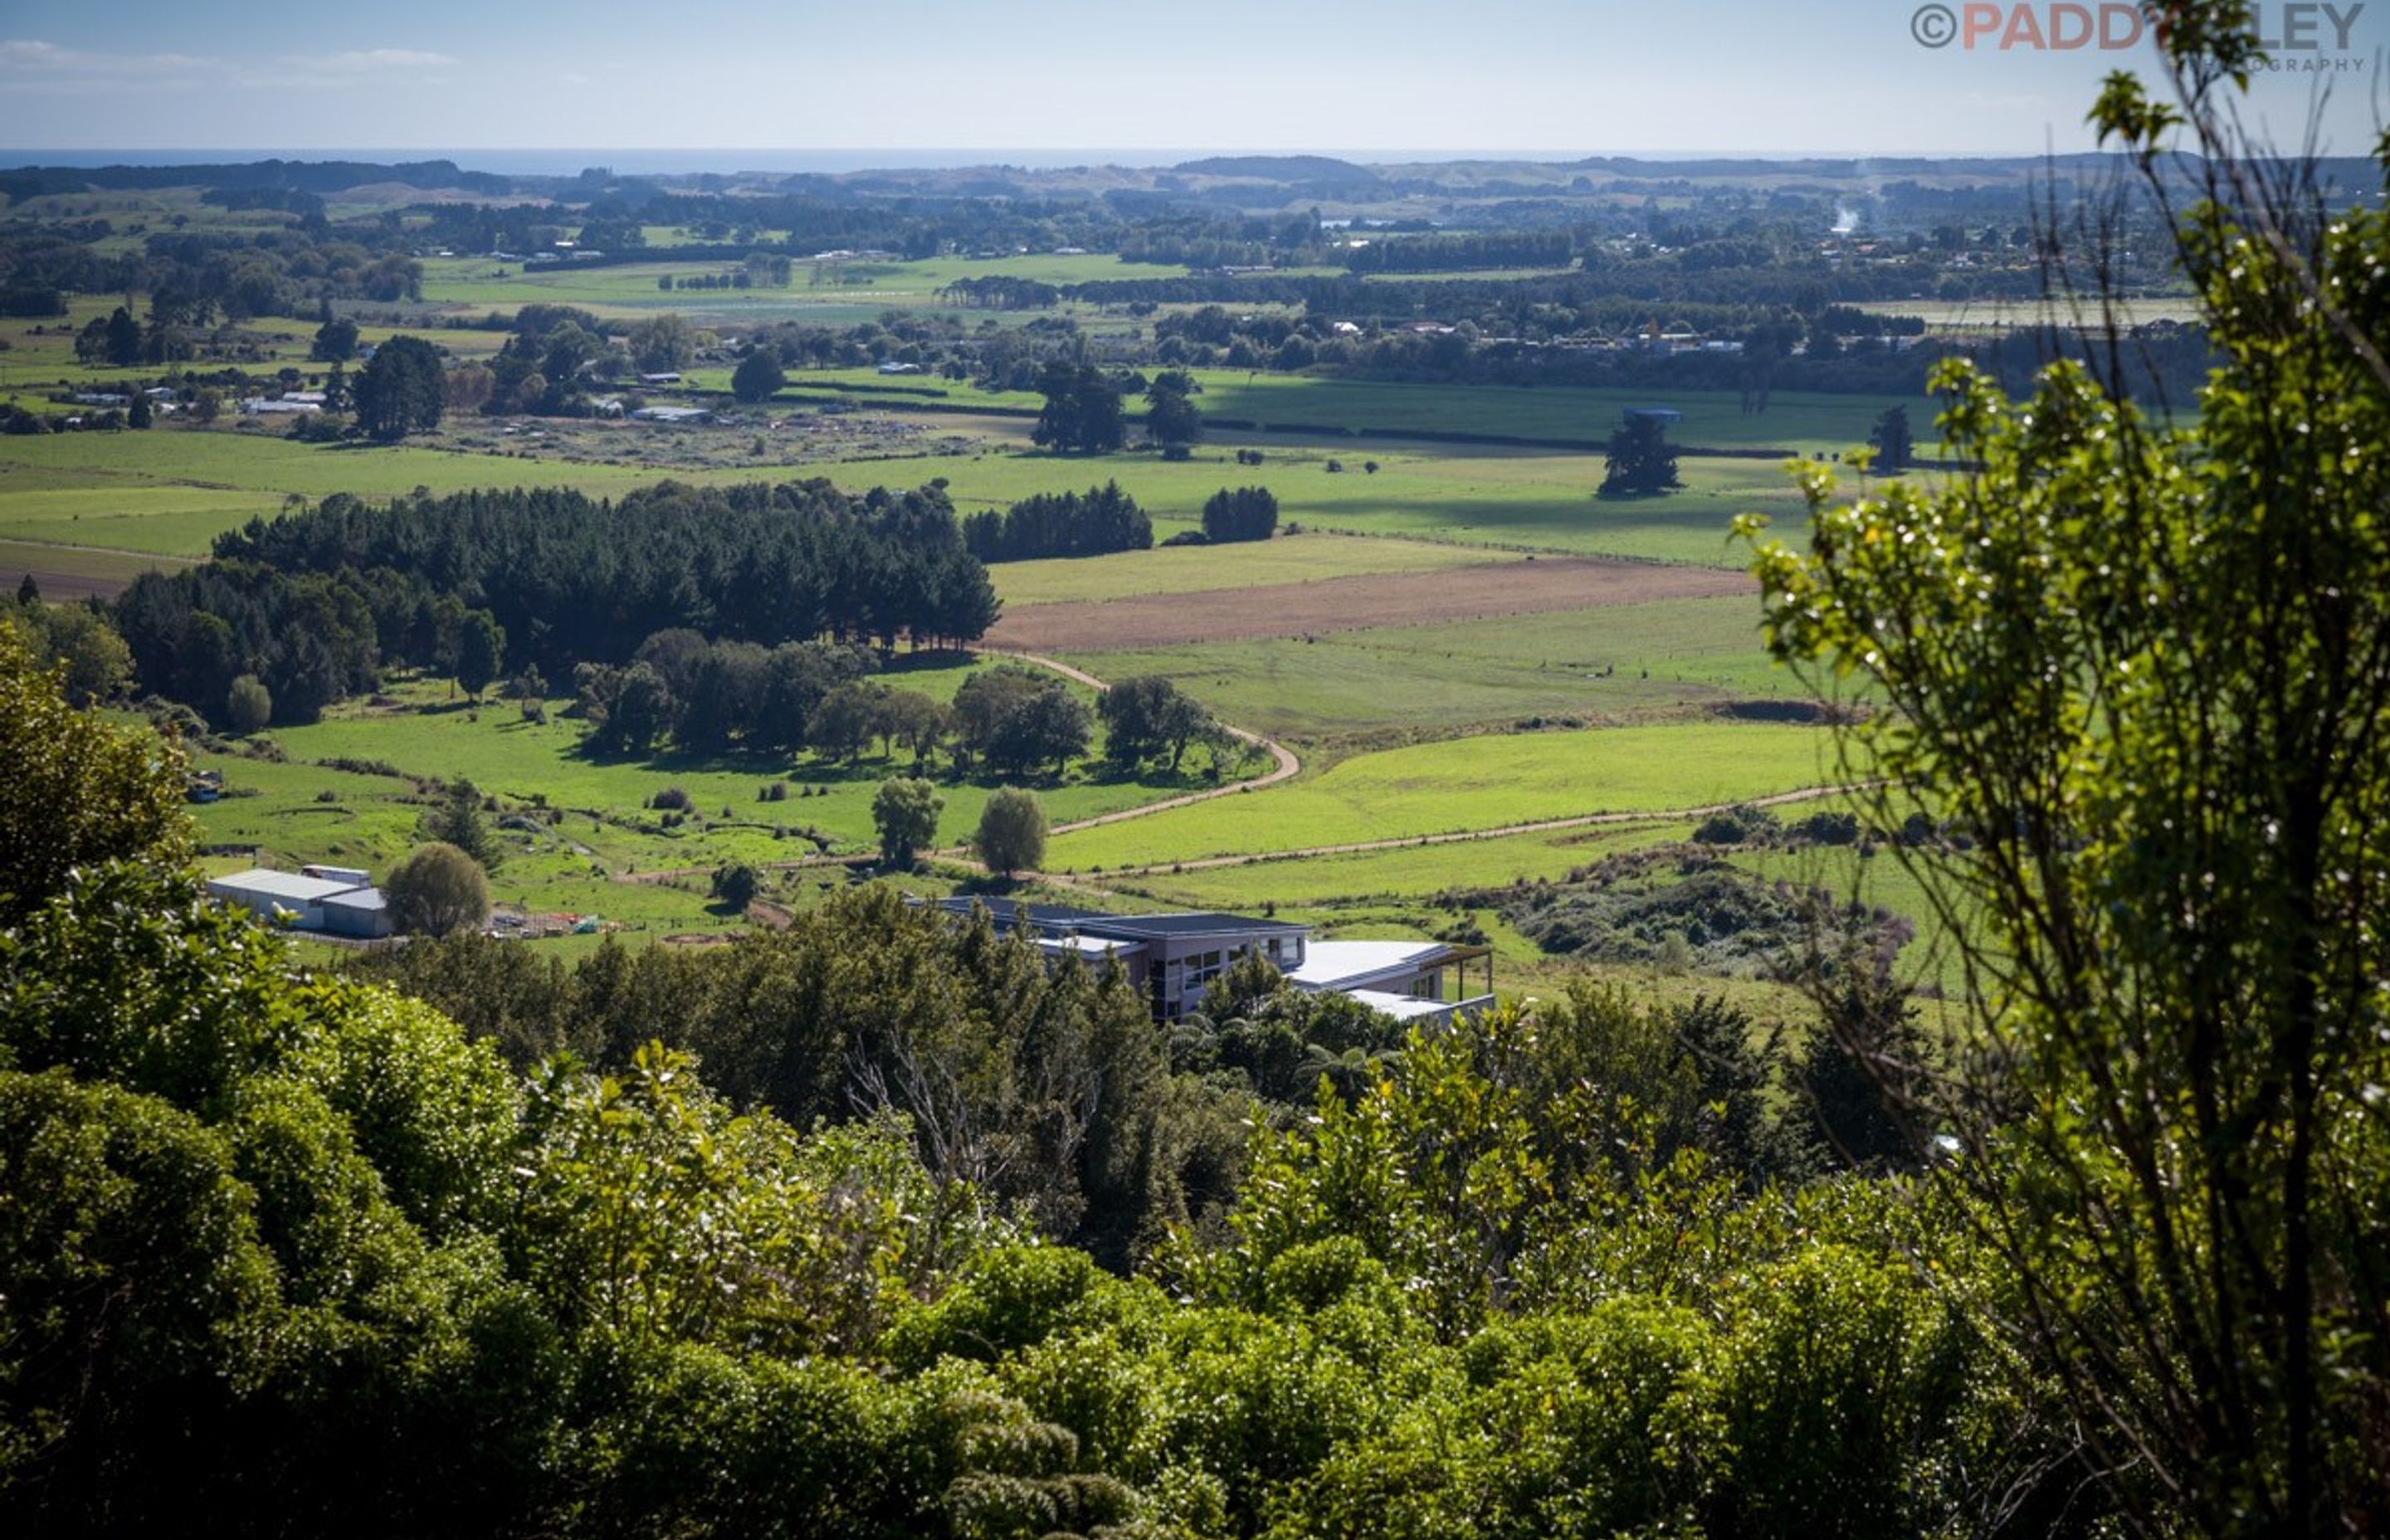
[1103,817,1686,912]
[0,417,1836,596]
[0,539,190,586]
[816,437,1817,566]
[1053,592,1795,742]
[1045,720,1836,872]
[0,425,807,558]
[1185,373,1920,452]
[991,533,1502,607]
[191,660,1218,866]
[413,252,1202,317]
[1860,295,2207,330]
[724,365,1925,459]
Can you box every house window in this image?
[1185,949,1225,992]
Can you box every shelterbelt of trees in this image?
[115,479,998,726]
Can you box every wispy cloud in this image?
[0,38,217,85]
[0,39,463,98]
[233,47,463,91]
[294,48,458,72]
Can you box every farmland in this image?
[0,364,1905,991]
[183,660,1232,944]
[1043,721,1836,871]
[0,188,1953,1006]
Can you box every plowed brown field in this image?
[982,557,1750,652]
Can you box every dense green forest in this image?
[110,479,999,725]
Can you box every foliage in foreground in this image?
[1739,12,2390,1530]
[0,631,2056,1538]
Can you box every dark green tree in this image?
[1143,369,1202,456]
[1868,404,1914,472]
[1031,362,1125,454]
[104,306,143,368]
[351,335,446,441]
[985,684,1091,777]
[710,862,759,911]
[310,316,360,363]
[418,777,502,872]
[455,610,505,702]
[1599,412,1680,495]
[730,350,786,403]
[1098,675,1212,772]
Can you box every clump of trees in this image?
[350,334,446,441]
[961,482,1151,563]
[951,664,1092,777]
[1030,360,1126,453]
[1200,485,1279,543]
[1097,674,1232,775]
[573,631,877,758]
[5,589,130,706]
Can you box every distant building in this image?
[876,361,924,375]
[206,867,394,939]
[638,371,682,386]
[924,899,1495,1026]
[319,888,393,939]
[632,405,711,425]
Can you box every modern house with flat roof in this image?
[924,899,1494,1026]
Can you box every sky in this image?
[1,0,2383,165]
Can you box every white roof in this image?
[1288,939,1450,992]
[207,868,364,904]
[1037,935,1139,958]
[321,888,388,913]
[1344,989,1456,1023]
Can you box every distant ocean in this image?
[0,148,1886,176]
